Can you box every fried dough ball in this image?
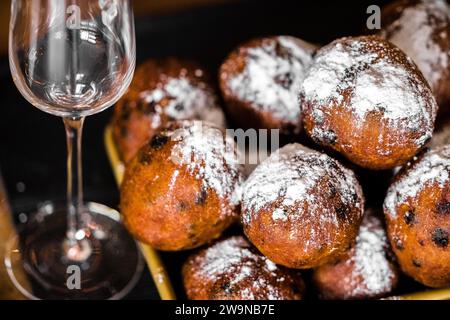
[384,145,450,287]
[313,210,399,300]
[300,36,438,170]
[379,0,450,111]
[112,58,226,162]
[241,144,365,269]
[431,118,450,149]
[219,36,316,136]
[183,236,305,300]
[120,120,243,251]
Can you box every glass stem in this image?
[63,117,90,262]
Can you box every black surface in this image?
[0,300,443,319]
[1,0,423,300]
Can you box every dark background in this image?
[0,0,414,299]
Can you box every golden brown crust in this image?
[120,121,242,251]
[384,146,450,287]
[241,144,364,269]
[112,58,225,163]
[219,36,316,135]
[182,236,305,300]
[313,210,399,300]
[301,36,437,170]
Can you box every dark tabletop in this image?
[0,0,400,300]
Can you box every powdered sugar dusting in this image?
[352,63,430,133]
[194,237,277,281]
[140,77,226,129]
[265,259,278,272]
[380,0,450,91]
[242,144,363,229]
[168,169,180,191]
[384,145,450,218]
[188,236,291,300]
[301,36,437,147]
[228,36,315,123]
[167,121,243,212]
[351,214,396,297]
[272,208,288,222]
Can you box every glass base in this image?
[4,202,144,300]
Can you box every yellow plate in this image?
[104,126,176,300]
[104,126,450,301]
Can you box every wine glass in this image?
[6,0,143,299]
